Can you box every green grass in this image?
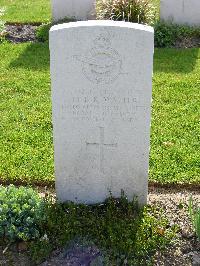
[151,48,200,184]
[0,0,51,23]
[0,43,199,185]
[0,42,53,184]
[189,196,200,240]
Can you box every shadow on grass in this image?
[9,42,50,71]
[10,44,199,74]
[154,48,200,74]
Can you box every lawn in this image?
[151,48,200,184]
[0,43,54,184]
[0,42,199,185]
[0,0,51,23]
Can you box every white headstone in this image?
[51,0,95,22]
[160,0,200,26]
[50,21,154,205]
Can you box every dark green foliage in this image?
[29,238,53,264]
[154,21,178,47]
[36,23,51,42]
[35,194,177,264]
[154,21,200,47]
[189,197,200,240]
[96,0,156,25]
[0,185,46,241]
[36,18,76,42]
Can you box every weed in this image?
[189,197,200,240]
[32,194,177,264]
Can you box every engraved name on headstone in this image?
[50,21,154,205]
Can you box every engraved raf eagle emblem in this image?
[74,34,122,84]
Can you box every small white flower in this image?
[40,234,49,241]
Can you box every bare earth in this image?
[5,24,37,43]
[148,186,200,266]
[0,186,199,265]
[4,24,200,48]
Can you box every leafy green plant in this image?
[36,23,51,42]
[0,185,46,241]
[189,197,200,240]
[96,0,156,25]
[154,20,200,47]
[33,194,177,264]
[36,17,76,42]
[154,21,178,47]
[29,238,53,264]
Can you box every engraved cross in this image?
[86,127,117,173]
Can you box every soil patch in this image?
[41,239,103,266]
[3,23,200,48]
[148,187,200,266]
[5,24,37,43]
[175,36,200,48]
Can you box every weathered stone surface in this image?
[160,0,200,26]
[51,0,95,21]
[50,21,154,205]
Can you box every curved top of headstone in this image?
[50,20,154,33]
[49,18,154,206]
